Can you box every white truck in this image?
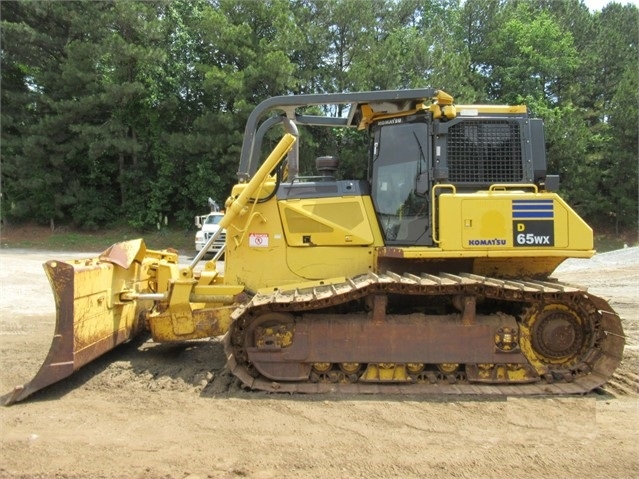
[194,211,226,255]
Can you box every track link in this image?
[224,271,625,396]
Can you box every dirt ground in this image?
[0,247,637,479]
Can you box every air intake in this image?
[447,120,524,183]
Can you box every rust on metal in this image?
[2,261,76,405]
[225,270,625,396]
[2,254,146,406]
[246,313,529,380]
[377,247,405,258]
[99,238,146,269]
[371,294,387,323]
[148,305,236,342]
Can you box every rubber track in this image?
[224,271,625,396]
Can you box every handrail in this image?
[188,119,298,272]
[431,184,456,245]
[238,89,440,176]
[489,183,538,193]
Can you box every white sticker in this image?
[249,233,269,247]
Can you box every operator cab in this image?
[370,119,432,246]
[366,100,548,249]
[238,89,548,252]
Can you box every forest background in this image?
[1,0,637,245]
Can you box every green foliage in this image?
[483,2,579,104]
[1,0,637,235]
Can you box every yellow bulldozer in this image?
[3,89,625,405]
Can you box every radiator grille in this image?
[447,120,523,183]
[204,231,226,243]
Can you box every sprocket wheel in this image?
[520,302,592,372]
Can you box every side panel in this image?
[438,191,593,253]
[280,195,378,280]
[223,194,292,292]
[374,190,594,278]
[223,188,381,291]
[285,246,374,281]
[279,196,375,246]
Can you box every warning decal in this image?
[249,233,269,248]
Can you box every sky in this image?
[582,0,639,10]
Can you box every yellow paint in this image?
[357,102,428,130]
[224,185,379,292]
[426,187,594,276]
[519,303,584,373]
[148,304,236,342]
[456,104,527,114]
[279,197,374,246]
[361,363,409,382]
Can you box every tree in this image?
[1,1,93,227]
[482,2,579,105]
[589,3,639,232]
[1,1,175,229]
[182,0,301,211]
[1,0,636,237]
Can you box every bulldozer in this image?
[3,88,625,405]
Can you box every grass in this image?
[0,224,195,254]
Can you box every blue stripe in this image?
[512,204,554,211]
[512,199,554,218]
[513,211,554,218]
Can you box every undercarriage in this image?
[225,272,625,395]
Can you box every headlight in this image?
[195,231,204,241]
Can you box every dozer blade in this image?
[2,240,152,406]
